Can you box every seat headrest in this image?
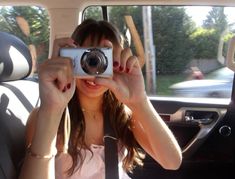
[0,32,32,82]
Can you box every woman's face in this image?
[75,36,112,99]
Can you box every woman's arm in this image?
[19,38,76,179]
[94,41,182,170]
[19,107,63,179]
[128,96,182,170]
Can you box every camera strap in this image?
[104,112,119,179]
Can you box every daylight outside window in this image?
[84,5,235,98]
[1,5,234,99]
[0,6,50,76]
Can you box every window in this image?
[0,6,50,75]
[84,5,235,98]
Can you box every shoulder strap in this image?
[104,112,119,179]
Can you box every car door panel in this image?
[131,97,234,179]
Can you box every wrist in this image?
[39,100,66,114]
[31,106,64,154]
[127,93,149,112]
[36,106,64,134]
[38,105,65,120]
[27,143,57,160]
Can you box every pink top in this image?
[55,144,131,179]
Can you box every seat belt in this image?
[104,112,119,179]
[1,82,34,113]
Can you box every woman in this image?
[19,19,182,179]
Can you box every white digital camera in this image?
[60,47,113,78]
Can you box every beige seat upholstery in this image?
[0,32,39,179]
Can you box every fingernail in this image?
[67,83,71,89]
[62,86,66,93]
[126,68,130,73]
[113,61,119,67]
[73,41,78,46]
[119,66,124,71]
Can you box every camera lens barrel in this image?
[81,48,108,75]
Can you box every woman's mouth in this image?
[84,80,101,89]
[86,80,96,86]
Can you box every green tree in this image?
[83,6,143,50]
[190,28,218,59]
[109,6,142,35]
[109,6,143,52]
[83,6,103,20]
[152,6,195,74]
[0,6,49,62]
[191,7,230,60]
[203,7,228,33]
[84,6,195,74]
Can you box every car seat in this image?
[0,32,39,179]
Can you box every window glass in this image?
[0,6,50,75]
[84,5,235,98]
[83,6,103,20]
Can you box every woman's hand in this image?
[38,38,76,112]
[94,40,146,107]
[51,38,77,58]
[38,58,75,110]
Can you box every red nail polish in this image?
[67,83,71,89]
[119,66,123,71]
[73,41,78,46]
[62,86,66,93]
[113,61,119,67]
[126,68,130,73]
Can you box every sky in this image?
[185,6,235,26]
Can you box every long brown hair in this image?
[58,19,144,176]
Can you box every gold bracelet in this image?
[27,145,56,160]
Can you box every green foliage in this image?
[107,6,195,75]
[109,6,143,53]
[190,7,230,59]
[0,6,49,61]
[190,28,219,59]
[109,6,143,35]
[152,7,195,74]
[203,7,228,33]
[83,6,103,20]
[223,32,234,42]
[156,74,186,96]
[221,32,234,57]
[1,5,231,77]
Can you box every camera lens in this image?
[80,48,108,75]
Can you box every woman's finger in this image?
[39,58,74,92]
[99,39,122,70]
[112,44,123,70]
[94,77,119,94]
[120,47,132,72]
[126,55,139,73]
[51,38,78,58]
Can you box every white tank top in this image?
[55,144,131,179]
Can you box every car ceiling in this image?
[1,0,235,8]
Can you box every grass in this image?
[155,74,186,96]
